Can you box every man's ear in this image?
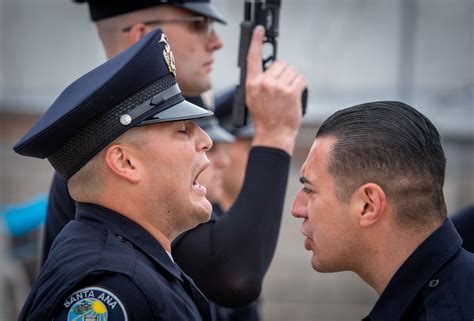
[352,183,387,228]
[127,23,149,45]
[104,144,141,183]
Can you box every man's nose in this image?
[206,30,223,51]
[196,125,213,152]
[291,190,308,218]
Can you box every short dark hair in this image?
[316,101,447,226]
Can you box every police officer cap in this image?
[214,88,255,139]
[185,96,234,143]
[13,28,212,180]
[74,0,226,24]
[194,117,235,143]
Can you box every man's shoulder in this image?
[46,264,186,321]
[47,222,139,276]
[419,248,474,319]
[42,224,179,301]
[442,247,474,279]
[50,221,183,283]
[444,248,474,298]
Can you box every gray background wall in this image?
[1,0,473,320]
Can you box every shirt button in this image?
[428,279,440,288]
[116,235,125,242]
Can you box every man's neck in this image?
[136,220,172,252]
[356,222,442,295]
[98,196,173,252]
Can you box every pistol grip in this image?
[232,85,248,127]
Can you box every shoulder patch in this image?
[54,286,128,321]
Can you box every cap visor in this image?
[204,124,235,143]
[194,117,235,143]
[179,3,227,24]
[139,99,213,125]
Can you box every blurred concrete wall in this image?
[1,0,473,136]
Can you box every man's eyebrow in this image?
[299,176,311,185]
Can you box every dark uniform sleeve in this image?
[41,172,76,265]
[172,146,290,307]
[51,274,154,321]
[451,205,474,252]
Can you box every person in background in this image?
[43,0,307,319]
[292,101,474,321]
[213,89,256,216]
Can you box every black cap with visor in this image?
[13,29,213,179]
[73,0,227,24]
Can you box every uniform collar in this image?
[75,202,183,281]
[363,219,462,321]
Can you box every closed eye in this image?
[302,186,313,194]
[177,121,188,133]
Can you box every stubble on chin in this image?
[186,202,212,230]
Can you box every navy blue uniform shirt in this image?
[363,219,474,321]
[205,204,260,321]
[19,202,214,321]
[452,205,474,253]
[44,147,290,318]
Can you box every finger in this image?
[265,60,288,79]
[289,75,308,94]
[246,25,265,81]
[278,66,299,86]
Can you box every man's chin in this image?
[178,79,212,97]
[177,205,212,236]
[311,257,345,273]
[194,199,213,223]
[311,260,328,273]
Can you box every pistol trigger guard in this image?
[262,55,275,69]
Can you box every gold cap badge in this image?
[159,33,176,76]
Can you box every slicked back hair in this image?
[316,101,447,227]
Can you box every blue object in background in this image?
[1,195,48,236]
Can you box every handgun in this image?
[232,0,308,127]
